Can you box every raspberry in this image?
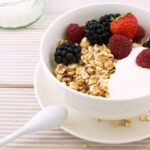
[54,43,81,65]
[66,23,85,43]
[108,34,132,59]
[133,25,145,43]
[136,49,150,68]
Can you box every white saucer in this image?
[34,64,150,144]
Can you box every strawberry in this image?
[110,13,138,39]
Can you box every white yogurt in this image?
[0,0,43,28]
[109,47,150,99]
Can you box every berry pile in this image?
[53,12,150,69]
[85,14,120,45]
[54,43,81,65]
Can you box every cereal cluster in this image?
[110,112,150,127]
[54,38,116,97]
[139,113,150,121]
[111,119,132,127]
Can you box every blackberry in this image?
[100,13,120,23]
[54,43,81,65]
[85,20,107,45]
[85,14,120,45]
[99,13,120,40]
[143,39,150,48]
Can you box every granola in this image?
[54,37,116,97]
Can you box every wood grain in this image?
[0,0,150,149]
[0,88,150,150]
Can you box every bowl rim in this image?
[40,2,150,102]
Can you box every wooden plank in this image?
[0,88,150,150]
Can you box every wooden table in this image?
[0,0,150,149]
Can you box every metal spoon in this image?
[0,105,67,146]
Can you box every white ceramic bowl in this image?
[40,3,150,120]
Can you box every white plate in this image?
[34,63,150,144]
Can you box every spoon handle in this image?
[0,105,67,146]
[0,126,29,146]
